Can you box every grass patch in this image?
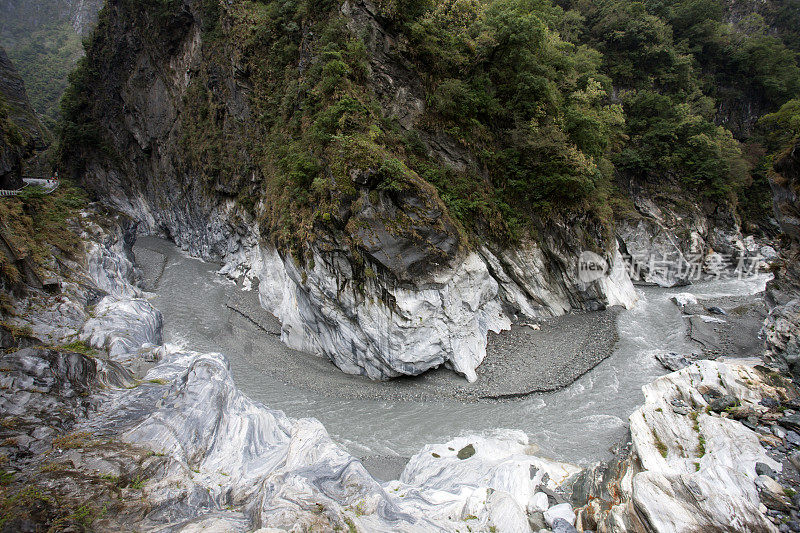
[344,516,358,533]
[51,431,92,450]
[689,411,700,432]
[0,322,33,339]
[127,474,145,490]
[697,435,706,458]
[651,428,668,458]
[59,340,97,356]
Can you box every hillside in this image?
[0,0,104,129]
[0,46,47,189]
[55,0,800,381]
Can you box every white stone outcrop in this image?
[384,431,580,532]
[80,297,162,358]
[60,223,589,532]
[250,239,634,382]
[257,247,511,382]
[584,360,784,532]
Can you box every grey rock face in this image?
[655,352,691,372]
[552,517,579,533]
[765,141,800,376]
[61,0,638,382]
[616,194,759,287]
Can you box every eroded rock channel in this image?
[133,235,770,472]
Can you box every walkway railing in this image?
[0,177,59,197]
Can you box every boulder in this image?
[551,517,579,533]
[544,503,575,527]
[672,293,698,309]
[656,352,692,372]
[709,395,738,412]
[529,492,549,513]
[756,475,792,512]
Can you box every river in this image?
[133,236,769,470]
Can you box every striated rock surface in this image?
[616,191,767,287]
[392,431,580,527]
[576,360,793,533]
[1,209,596,532]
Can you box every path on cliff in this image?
[134,236,769,478]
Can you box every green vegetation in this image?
[651,428,668,458]
[6,21,84,130]
[127,474,145,490]
[697,434,706,457]
[0,483,108,532]
[759,98,800,159]
[0,95,23,150]
[0,323,33,339]
[61,0,800,253]
[59,340,98,356]
[0,179,89,286]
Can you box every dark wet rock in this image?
[780,415,800,433]
[709,394,738,412]
[757,475,793,512]
[529,511,547,531]
[699,386,723,402]
[727,405,756,420]
[670,398,691,415]
[789,451,800,473]
[457,444,475,460]
[763,397,782,408]
[656,352,691,372]
[552,517,579,533]
[757,462,779,479]
[0,324,41,350]
[708,306,728,315]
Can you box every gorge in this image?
[2,0,800,531]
